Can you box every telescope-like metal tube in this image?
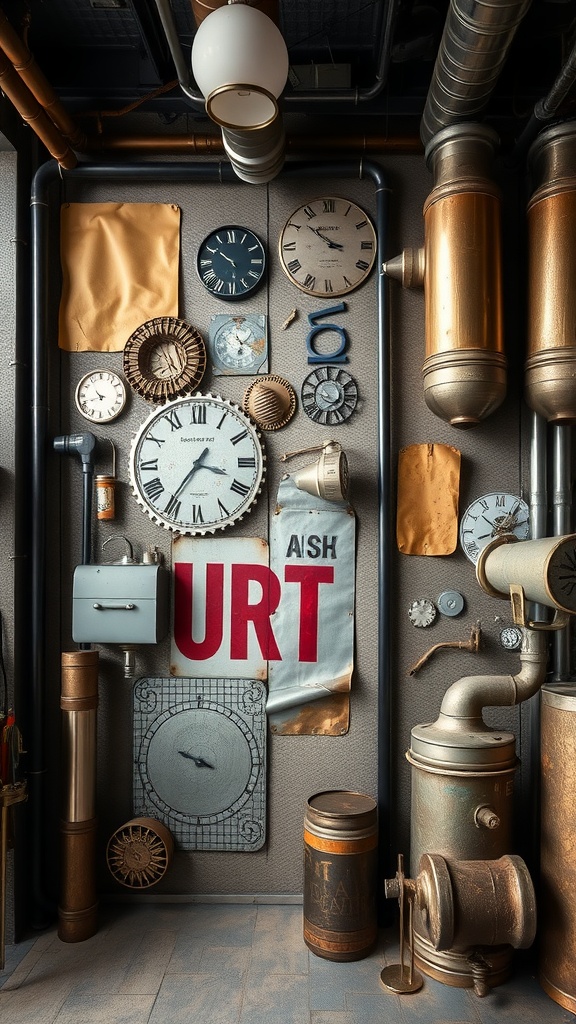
[58,650,99,943]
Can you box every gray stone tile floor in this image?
[0,903,574,1023]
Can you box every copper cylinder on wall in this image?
[58,650,99,943]
[303,791,378,962]
[190,0,280,26]
[525,121,576,423]
[539,687,576,1013]
[422,123,506,427]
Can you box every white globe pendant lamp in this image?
[191,3,289,131]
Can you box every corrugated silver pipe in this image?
[421,0,532,146]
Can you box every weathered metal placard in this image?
[267,476,356,733]
[171,536,269,679]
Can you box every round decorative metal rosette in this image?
[123,316,207,403]
[106,817,174,889]
[243,374,297,430]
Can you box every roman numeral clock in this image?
[278,196,376,297]
[128,393,265,534]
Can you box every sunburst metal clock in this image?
[133,677,267,851]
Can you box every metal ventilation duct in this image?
[421,0,532,146]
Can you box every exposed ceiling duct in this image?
[420,0,533,146]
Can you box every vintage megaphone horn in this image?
[280,440,349,503]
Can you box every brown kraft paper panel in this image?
[58,202,181,351]
[396,442,461,555]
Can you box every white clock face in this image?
[129,393,265,534]
[209,314,268,375]
[278,196,376,297]
[75,369,126,423]
[459,492,530,564]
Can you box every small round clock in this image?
[459,492,530,564]
[129,392,265,535]
[279,196,376,297]
[123,317,207,404]
[301,366,359,425]
[197,226,266,301]
[208,313,268,374]
[75,369,126,423]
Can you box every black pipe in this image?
[29,157,391,925]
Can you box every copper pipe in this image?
[0,48,77,168]
[0,7,86,150]
[58,651,99,943]
[82,132,422,156]
[383,123,506,427]
[526,122,576,424]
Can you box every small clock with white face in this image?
[208,314,268,375]
[75,369,126,423]
[459,492,530,564]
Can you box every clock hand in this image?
[220,252,237,268]
[173,447,210,498]
[307,225,344,250]
[201,464,228,476]
[178,750,215,769]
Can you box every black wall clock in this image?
[133,677,267,851]
[197,225,266,300]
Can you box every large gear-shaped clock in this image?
[133,677,267,851]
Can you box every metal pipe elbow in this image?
[438,628,548,724]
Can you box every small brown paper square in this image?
[58,202,181,351]
[396,442,461,555]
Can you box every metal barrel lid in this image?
[305,791,377,835]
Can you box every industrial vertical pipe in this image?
[525,121,576,423]
[58,651,99,942]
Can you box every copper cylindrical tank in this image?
[58,650,99,943]
[526,121,576,423]
[422,123,506,427]
[303,791,378,962]
[408,717,518,987]
[539,686,576,1013]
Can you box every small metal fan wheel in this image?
[106,817,174,889]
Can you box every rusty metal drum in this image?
[539,686,576,1013]
[303,790,378,962]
